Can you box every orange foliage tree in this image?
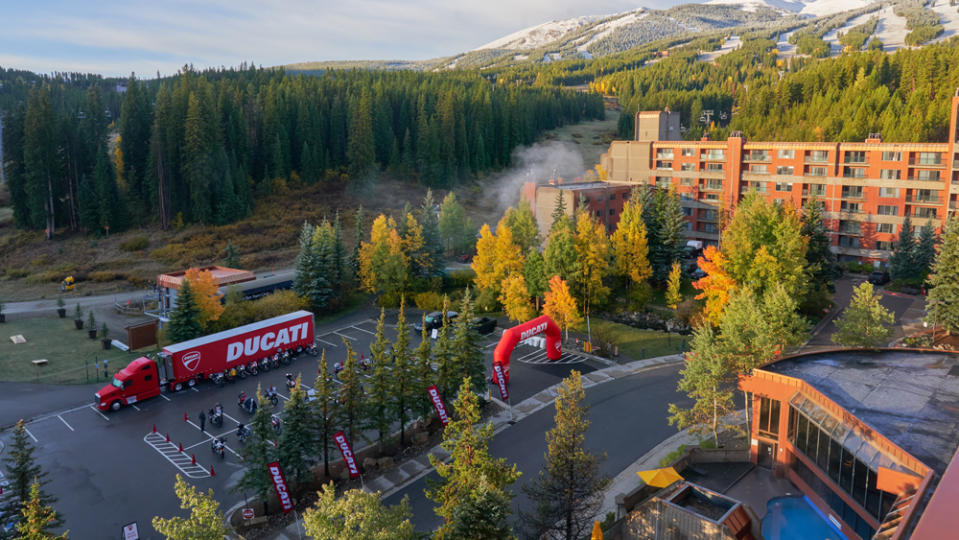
[184,268,224,328]
[543,275,582,341]
[692,246,736,326]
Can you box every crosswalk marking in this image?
[514,350,589,365]
[143,432,211,478]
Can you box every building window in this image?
[777,149,795,159]
[776,182,792,192]
[609,208,615,215]
[875,240,894,250]
[656,177,671,187]
[877,205,898,216]
[758,397,781,438]
[876,223,896,234]
[595,210,601,217]
[843,167,866,178]
[839,220,862,234]
[841,201,861,213]
[878,187,899,197]
[917,152,942,166]
[656,161,673,170]
[915,207,938,218]
[838,236,860,248]
[680,177,693,186]
[844,151,867,164]
[807,150,829,162]
[880,169,901,180]
[705,179,723,190]
[703,193,719,201]
[701,149,725,160]
[881,151,902,161]
[915,170,940,181]
[706,163,724,172]
[776,165,795,176]
[656,149,674,159]
[682,207,693,217]
[700,223,719,233]
[745,150,770,161]
[681,147,695,157]
[806,166,827,177]
[681,162,696,171]
[751,164,769,174]
[842,186,863,199]
[702,210,718,220]
[804,184,826,196]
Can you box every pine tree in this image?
[801,196,838,284]
[419,189,443,273]
[277,377,315,484]
[550,189,569,232]
[433,300,458,400]
[833,282,895,348]
[313,351,337,478]
[914,223,937,280]
[666,261,683,309]
[522,371,609,540]
[927,219,959,334]
[447,475,516,540]
[427,378,520,538]
[350,206,366,284]
[152,475,228,540]
[1,421,59,531]
[392,300,416,446]
[303,483,415,540]
[450,289,485,393]
[366,309,393,448]
[347,90,376,178]
[890,214,915,281]
[545,218,577,283]
[233,389,276,504]
[439,193,470,255]
[413,315,436,419]
[652,186,687,282]
[337,339,365,444]
[14,480,66,540]
[523,248,548,310]
[668,325,737,445]
[221,240,240,268]
[167,280,203,343]
[332,212,348,297]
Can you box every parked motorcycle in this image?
[266,385,279,407]
[211,372,225,387]
[306,343,319,356]
[285,373,296,390]
[246,361,259,376]
[236,423,250,444]
[258,357,271,373]
[269,353,281,369]
[281,349,293,365]
[211,437,226,459]
[209,405,224,427]
[236,365,248,380]
[238,392,257,415]
[271,416,281,434]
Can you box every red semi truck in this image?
[95,310,315,412]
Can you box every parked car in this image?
[868,271,890,285]
[414,311,459,333]
[470,316,497,335]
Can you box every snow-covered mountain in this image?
[475,15,610,51]
[704,0,871,17]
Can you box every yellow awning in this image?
[637,467,683,488]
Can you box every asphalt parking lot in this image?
[0,311,608,538]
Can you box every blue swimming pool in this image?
[762,495,847,540]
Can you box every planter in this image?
[57,308,66,318]
[74,319,84,330]
[101,339,112,350]
[88,329,98,340]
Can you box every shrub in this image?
[413,291,445,311]
[446,269,476,290]
[474,288,499,313]
[89,271,125,282]
[377,291,402,308]
[24,270,62,284]
[6,268,29,279]
[119,236,149,252]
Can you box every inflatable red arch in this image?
[492,315,562,384]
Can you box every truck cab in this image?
[95,357,161,411]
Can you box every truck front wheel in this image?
[110,401,122,412]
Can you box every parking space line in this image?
[191,387,200,393]
[351,326,376,335]
[130,404,141,411]
[24,427,37,443]
[89,405,110,421]
[159,394,171,402]
[57,415,74,432]
[334,331,358,341]
[316,337,338,347]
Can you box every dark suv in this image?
[868,271,890,285]
[414,311,459,333]
[470,316,497,335]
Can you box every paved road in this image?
[385,363,687,535]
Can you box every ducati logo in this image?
[182,351,201,371]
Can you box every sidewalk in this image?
[261,353,685,539]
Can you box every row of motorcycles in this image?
[209,380,289,460]
[210,344,318,387]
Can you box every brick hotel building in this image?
[594,93,959,262]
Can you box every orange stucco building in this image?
[598,93,959,263]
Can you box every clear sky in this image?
[0,0,681,77]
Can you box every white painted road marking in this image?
[351,325,376,335]
[89,405,110,421]
[130,404,141,411]
[316,337,338,347]
[143,432,211,478]
[159,394,171,402]
[57,415,74,432]
[333,331,359,341]
[24,428,37,443]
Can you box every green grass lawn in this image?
[583,318,686,360]
[0,316,152,384]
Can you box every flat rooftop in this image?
[547,181,617,191]
[763,350,959,475]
